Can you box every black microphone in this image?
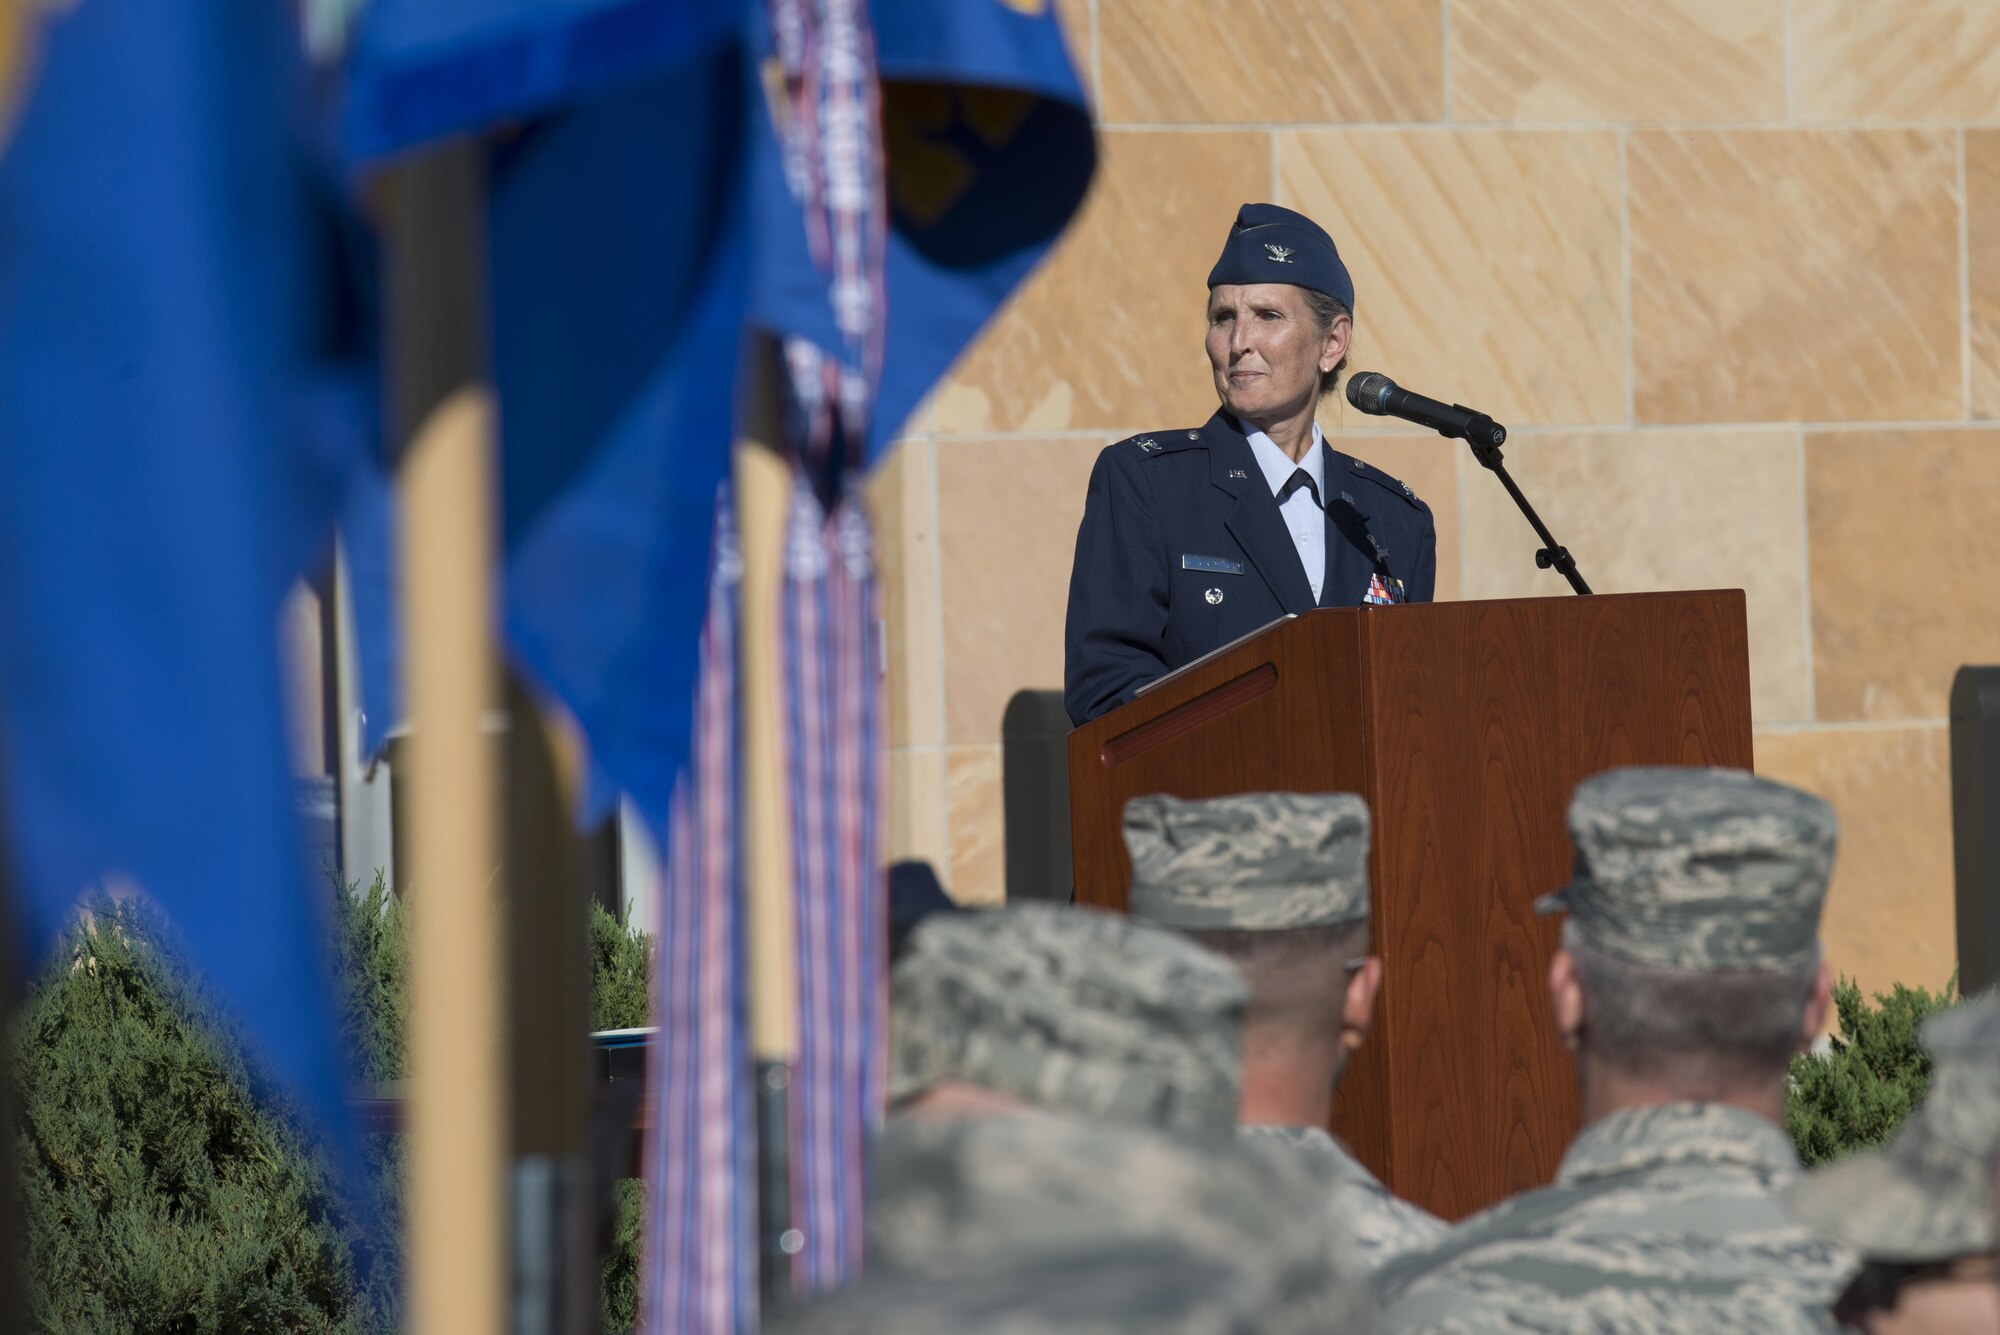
[1345,372,1507,451]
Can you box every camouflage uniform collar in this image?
[1242,1122,1339,1149]
[1557,1103,1801,1188]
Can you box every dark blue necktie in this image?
[1277,467,1321,508]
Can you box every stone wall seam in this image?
[1440,0,1453,123]
[1619,126,1635,427]
[1795,431,1816,726]
[923,430,951,872]
[1782,0,1795,122]
[1962,126,1974,423]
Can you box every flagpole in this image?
[387,140,507,1335]
[735,336,801,1308]
[503,674,595,1335]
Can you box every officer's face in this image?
[1205,284,1344,425]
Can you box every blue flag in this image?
[746,0,1095,458]
[867,0,1094,456]
[489,49,752,827]
[344,0,744,158]
[337,5,1092,1326]
[345,0,1091,829]
[0,1,371,1140]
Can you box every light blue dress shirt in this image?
[1245,423,1326,602]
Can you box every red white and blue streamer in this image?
[767,0,888,457]
[764,0,892,1302]
[642,492,754,1335]
[780,482,886,1294]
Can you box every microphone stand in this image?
[1458,415,1592,596]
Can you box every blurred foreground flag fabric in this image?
[488,50,751,831]
[748,0,1094,1317]
[0,2,372,1137]
[747,0,1095,461]
[343,0,745,159]
[866,0,1094,459]
[641,495,756,1335]
[344,0,1092,824]
[340,1,1090,1326]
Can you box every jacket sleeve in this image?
[1064,446,1171,726]
[1405,501,1438,604]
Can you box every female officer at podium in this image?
[1062,203,1438,725]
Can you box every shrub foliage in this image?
[13,878,653,1333]
[14,897,383,1334]
[1785,975,1960,1168]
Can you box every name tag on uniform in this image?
[1182,553,1244,575]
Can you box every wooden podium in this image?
[1067,591,1754,1220]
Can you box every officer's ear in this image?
[1549,949,1585,1051]
[1318,311,1353,374]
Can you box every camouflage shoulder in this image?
[765,1242,1245,1335]
[1116,428,1209,460]
[1339,452,1431,513]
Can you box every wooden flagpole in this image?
[389,141,507,1335]
[735,336,801,1307]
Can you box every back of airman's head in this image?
[888,903,1248,1133]
[863,1116,1373,1334]
[1539,766,1835,973]
[1540,767,1837,1089]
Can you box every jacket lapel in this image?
[1321,441,1393,607]
[1208,413,1317,616]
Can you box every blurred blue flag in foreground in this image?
[340,4,1091,1324]
[489,41,752,829]
[865,0,1095,461]
[0,1,373,1140]
[344,0,1093,827]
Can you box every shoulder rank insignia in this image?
[1134,436,1160,453]
[1401,480,1414,497]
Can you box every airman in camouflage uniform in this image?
[1376,766,1857,1333]
[1789,992,2000,1332]
[1122,791,1445,1271]
[763,1243,1261,1335]
[877,903,1373,1331]
[888,901,1247,1132]
[862,1115,1373,1334]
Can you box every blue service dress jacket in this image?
[1064,410,1438,726]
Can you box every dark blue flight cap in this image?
[1205,202,1354,313]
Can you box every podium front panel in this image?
[1068,612,1369,909]
[1069,591,1753,1220]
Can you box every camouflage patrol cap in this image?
[1535,766,1836,972]
[760,1245,1256,1335]
[1123,792,1371,931]
[888,903,1248,1132]
[1786,993,2000,1263]
[867,1116,1374,1333]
